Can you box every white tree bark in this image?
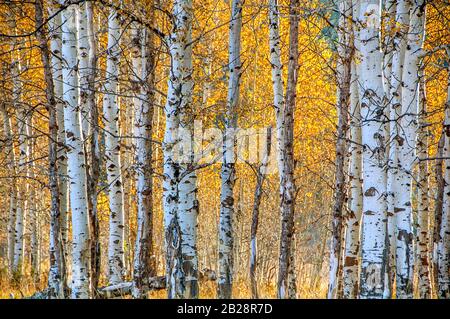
[49,3,69,250]
[328,0,352,299]
[102,8,125,285]
[28,123,40,281]
[218,0,243,299]
[382,0,397,298]
[0,103,17,274]
[78,2,90,138]
[395,0,425,298]
[269,0,300,299]
[39,0,68,298]
[131,20,156,298]
[439,50,450,299]
[342,61,362,299]
[358,0,387,299]
[385,1,411,298]
[163,0,199,299]
[12,39,27,280]
[249,128,272,299]
[416,68,431,298]
[60,3,91,298]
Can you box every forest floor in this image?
[0,268,327,299]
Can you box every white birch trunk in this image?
[395,1,426,298]
[131,20,156,298]
[78,2,90,138]
[269,0,300,299]
[386,1,411,297]
[382,0,397,298]
[438,51,450,299]
[12,56,27,280]
[358,0,387,299]
[416,68,431,298]
[218,0,243,299]
[28,124,40,281]
[37,0,68,297]
[0,103,17,273]
[102,8,125,285]
[49,4,69,250]
[163,0,199,299]
[328,0,352,299]
[342,61,363,299]
[60,3,91,298]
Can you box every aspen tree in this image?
[396,0,426,298]
[8,12,27,280]
[60,2,91,298]
[49,1,70,251]
[218,0,243,299]
[0,102,17,274]
[328,0,352,299]
[268,0,300,299]
[358,0,388,299]
[131,11,157,297]
[416,69,431,298]
[35,0,67,297]
[438,48,450,299]
[102,8,125,285]
[163,0,199,299]
[342,61,362,299]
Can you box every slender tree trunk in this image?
[0,102,17,275]
[60,2,91,299]
[35,0,67,298]
[268,0,299,299]
[102,8,125,285]
[85,1,101,293]
[342,61,362,299]
[383,0,398,298]
[249,127,272,299]
[131,17,157,298]
[416,68,431,298]
[163,0,198,299]
[433,133,444,295]
[28,123,40,283]
[358,0,387,299]
[78,2,90,138]
[49,1,70,263]
[218,0,243,299]
[8,13,27,281]
[438,52,450,299]
[395,1,425,298]
[328,0,352,299]
[386,0,411,298]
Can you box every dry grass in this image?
[0,266,327,299]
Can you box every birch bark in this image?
[358,0,387,299]
[102,8,125,285]
[342,61,362,299]
[249,128,272,299]
[396,1,426,298]
[60,3,91,298]
[163,0,199,299]
[0,102,17,274]
[268,0,300,299]
[35,0,67,297]
[328,0,352,299]
[131,19,156,298]
[218,0,243,299]
[438,50,450,299]
[49,1,69,253]
[416,68,431,298]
